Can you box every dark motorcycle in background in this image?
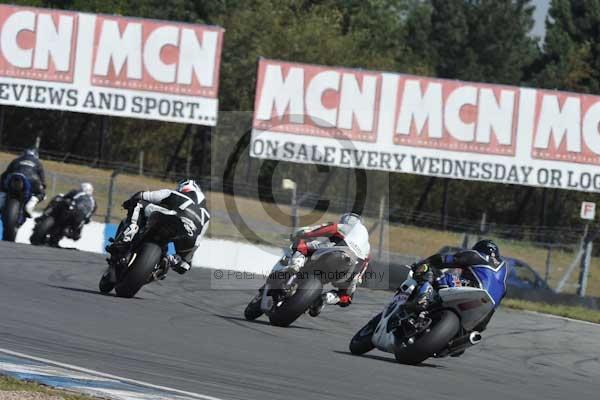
[30,195,82,247]
[1,173,33,242]
[99,202,184,298]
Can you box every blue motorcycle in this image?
[1,173,32,242]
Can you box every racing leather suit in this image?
[412,249,508,331]
[288,221,371,307]
[114,189,210,274]
[0,153,46,214]
[47,190,97,241]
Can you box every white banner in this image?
[251,58,600,193]
[0,4,224,125]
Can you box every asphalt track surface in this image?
[0,241,599,400]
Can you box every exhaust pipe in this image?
[437,331,482,358]
[469,331,482,345]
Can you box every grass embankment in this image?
[503,299,600,324]
[1,151,598,296]
[0,375,96,400]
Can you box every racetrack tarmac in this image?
[0,241,599,400]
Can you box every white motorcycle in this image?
[349,271,494,364]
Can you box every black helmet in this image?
[473,240,500,259]
[23,148,39,159]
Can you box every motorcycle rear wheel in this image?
[30,216,55,246]
[394,310,459,365]
[268,278,323,327]
[2,198,21,242]
[114,242,162,298]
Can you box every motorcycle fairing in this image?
[437,287,495,331]
[468,260,509,306]
[372,292,409,353]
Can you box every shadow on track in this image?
[47,284,141,300]
[213,314,325,331]
[332,350,445,369]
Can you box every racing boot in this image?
[151,256,171,281]
[308,291,342,317]
[164,254,191,275]
[24,195,40,218]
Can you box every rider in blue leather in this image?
[0,149,47,217]
[410,240,508,332]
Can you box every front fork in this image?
[259,271,300,313]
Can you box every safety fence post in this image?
[105,170,120,224]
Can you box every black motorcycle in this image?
[1,173,33,242]
[244,246,360,327]
[99,203,184,298]
[30,196,82,246]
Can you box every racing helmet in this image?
[473,240,500,260]
[80,182,94,196]
[339,212,362,226]
[24,148,39,159]
[176,179,204,203]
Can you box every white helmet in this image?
[339,212,362,226]
[80,182,94,196]
[176,179,204,203]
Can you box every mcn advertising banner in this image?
[0,4,223,125]
[251,58,600,193]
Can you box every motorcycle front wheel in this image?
[99,268,116,294]
[349,313,382,355]
[244,292,264,321]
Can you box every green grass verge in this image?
[0,375,96,399]
[503,299,600,324]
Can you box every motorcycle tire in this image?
[268,277,323,327]
[394,310,460,365]
[2,198,21,242]
[99,268,115,294]
[114,242,162,298]
[349,313,382,355]
[30,216,55,246]
[244,294,264,321]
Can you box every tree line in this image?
[0,0,599,238]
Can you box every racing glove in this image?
[122,192,142,209]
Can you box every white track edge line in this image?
[0,347,226,400]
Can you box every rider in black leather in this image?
[48,182,97,242]
[108,179,210,275]
[0,149,46,216]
